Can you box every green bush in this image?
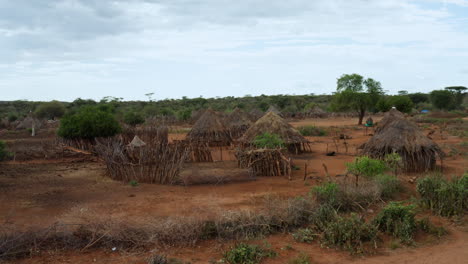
[288,253,311,264]
[35,100,66,119]
[253,133,284,149]
[223,243,276,264]
[347,156,387,186]
[292,228,318,243]
[384,153,402,176]
[298,125,327,136]
[322,213,378,254]
[7,113,18,122]
[311,204,338,231]
[57,107,121,140]
[417,174,468,217]
[375,174,401,199]
[311,182,339,207]
[373,202,416,243]
[123,111,145,126]
[0,140,11,161]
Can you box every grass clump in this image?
[373,202,417,243]
[292,228,318,243]
[223,243,277,264]
[253,133,284,149]
[322,213,378,254]
[375,174,401,199]
[347,156,387,186]
[288,252,312,264]
[417,174,468,217]
[298,125,327,136]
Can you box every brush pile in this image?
[236,148,291,177]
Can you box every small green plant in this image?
[311,204,338,231]
[384,153,402,176]
[311,182,339,208]
[298,125,327,136]
[281,244,294,250]
[322,213,378,254]
[375,174,401,199]
[417,174,467,217]
[292,165,300,171]
[288,252,312,264]
[417,217,447,238]
[129,180,139,187]
[0,141,11,161]
[223,243,277,264]
[372,202,416,243]
[389,240,401,250]
[292,228,318,243]
[123,111,145,126]
[347,156,387,186]
[253,133,284,149]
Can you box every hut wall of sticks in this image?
[238,111,312,154]
[360,108,444,172]
[95,138,188,184]
[235,148,291,177]
[121,124,168,145]
[186,109,232,147]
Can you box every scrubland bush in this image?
[253,133,284,149]
[292,228,318,243]
[347,156,387,186]
[0,141,11,161]
[375,174,401,199]
[417,174,467,217]
[298,125,327,136]
[373,202,417,243]
[223,243,276,264]
[288,252,312,264]
[123,111,145,126]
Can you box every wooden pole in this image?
[303,163,308,181]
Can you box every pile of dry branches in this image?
[95,139,188,184]
[236,148,291,177]
[121,125,168,145]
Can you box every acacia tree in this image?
[445,86,467,109]
[331,74,384,124]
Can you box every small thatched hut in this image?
[248,108,264,122]
[239,111,311,153]
[186,109,232,146]
[360,108,444,172]
[226,108,252,139]
[305,106,328,118]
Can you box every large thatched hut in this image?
[239,111,311,153]
[186,109,232,146]
[360,108,444,172]
[226,108,252,139]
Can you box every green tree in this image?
[445,86,467,109]
[0,140,11,161]
[430,90,454,110]
[387,95,414,113]
[35,101,66,119]
[123,111,145,126]
[58,106,121,140]
[408,93,429,105]
[331,74,384,124]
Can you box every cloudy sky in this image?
[1,0,467,101]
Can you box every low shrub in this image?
[0,141,11,161]
[288,252,312,264]
[253,133,284,149]
[417,174,468,217]
[322,213,378,254]
[311,182,339,208]
[347,156,387,186]
[373,202,417,243]
[223,243,276,264]
[298,125,327,136]
[310,204,338,231]
[123,111,145,126]
[417,217,447,238]
[375,174,401,199]
[292,228,318,243]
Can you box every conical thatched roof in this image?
[16,117,42,130]
[305,106,327,118]
[267,106,282,117]
[361,108,444,172]
[240,111,309,145]
[226,108,251,128]
[128,135,147,147]
[186,109,232,146]
[248,108,264,121]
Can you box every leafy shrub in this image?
[223,243,276,264]
[311,182,339,208]
[322,213,378,254]
[417,217,447,238]
[384,153,402,176]
[417,174,468,217]
[253,133,284,149]
[292,228,318,243]
[373,202,417,243]
[347,156,387,186]
[123,111,145,126]
[311,204,338,231]
[298,125,327,136]
[57,107,121,140]
[375,174,401,199]
[0,141,11,161]
[288,252,311,264]
[35,100,66,119]
[7,113,18,122]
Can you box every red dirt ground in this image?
[1,117,467,263]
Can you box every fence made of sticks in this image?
[236,148,292,177]
[95,139,188,184]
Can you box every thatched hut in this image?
[186,109,232,146]
[248,108,264,122]
[239,111,311,153]
[360,108,444,172]
[305,106,328,118]
[226,108,252,139]
[267,106,282,117]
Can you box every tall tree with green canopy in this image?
[331,74,384,124]
[430,90,454,110]
[445,86,467,109]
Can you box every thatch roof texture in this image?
[186,109,232,146]
[248,108,264,122]
[239,111,310,153]
[226,108,252,139]
[267,106,282,117]
[360,108,444,172]
[305,106,328,118]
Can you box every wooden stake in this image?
[303,163,308,181]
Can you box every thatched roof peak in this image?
[226,108,251,127]
[187,109,232,145]
[267,105,282,116]
[239,111,308,144]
